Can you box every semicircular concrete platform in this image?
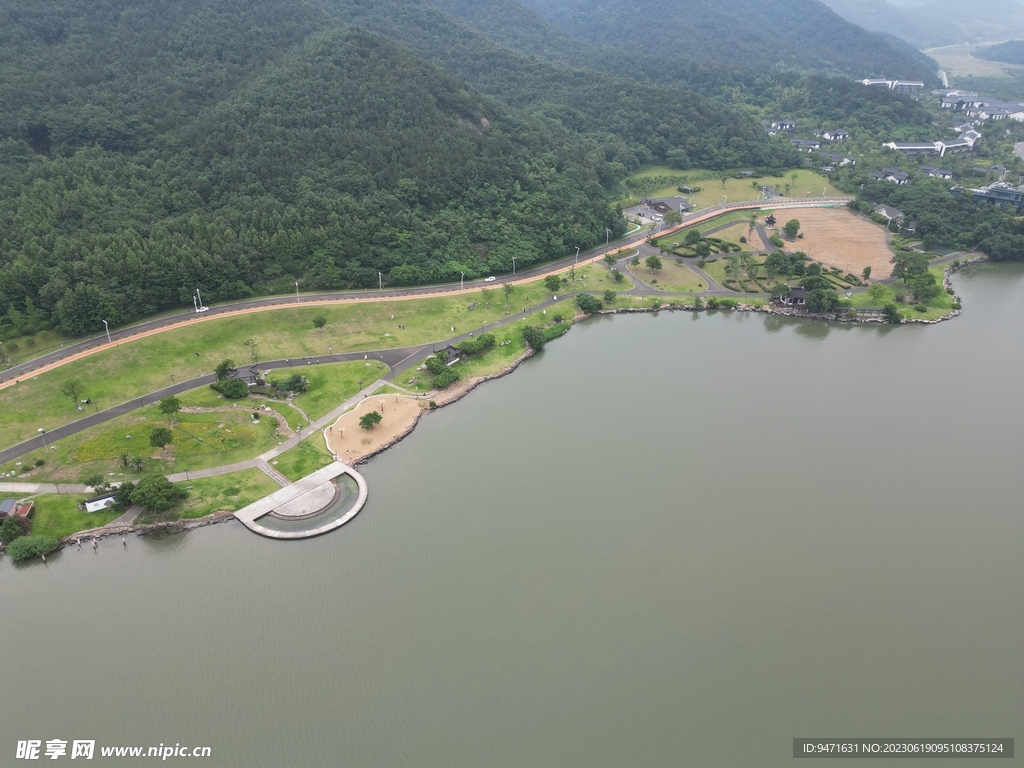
[233,461,368,539]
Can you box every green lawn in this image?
[0,278,558,451]
[272,438,335,482]
[851,267,955,321]
[287,361,384,420]
[631,260,707,293]
[137,469,281,524]
[29,494,122,539]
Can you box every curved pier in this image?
[233,461,368,540]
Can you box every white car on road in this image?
[484,276,496,282]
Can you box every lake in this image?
[1,264,1021,767]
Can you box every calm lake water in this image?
[1,265,1021,767]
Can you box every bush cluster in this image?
[7,535,62,562]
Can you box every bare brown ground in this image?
[326,395,430,463]
[787,208,893,279]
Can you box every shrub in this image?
[739,236,747,243]
[544,274,562,292]
[428,401,437,409]
[603,289,616,304]
[706,297,720,308]
[552,314,563,323]
[576,293,602,314]
[946,286,955,295]
[915,304,928,312]
[882,304,902,324]
[0,515,31,545]
[34,459,45,467]
[7,535,61,562]
[424,355,447,375]
[952,301,962,310]
[521,326,546,351]
[313,314,327,329]
[149,428,173,449]
[612,269,624,283]
[270,374,308,394]
[114,481,136,509]
[211,378,249,399]
[769,234,785,249]
[692,297,704,309]
[544,323,571,341]
[458,333,496,357]
[432,369,460,389]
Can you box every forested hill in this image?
[976,40,1024,66]
[517,0,938,83]
[0,0,799,339]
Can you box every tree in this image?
[891,251,929,284]
[150,427,173,450]
[770,283,791,300]
[645,255,663,273]
[60,378,85,409]
[603,254,617,266]
[82,472,106,490]
[868,284,887,304]
[684,228,702,246]
[862,266,872,282]
[612,269,624,283]
[130,455,146,472]
[695,241,712,258]
[576,293,602,314]
[544,275,561,292]
[359,411,382,430]
[882,303,902,323]
[118,450,132,470]
[783,219,801,238]
[764,251,786,283]
[726,254,741,283]
[521,326,546,351]
[130,475,187,512]
[214,359,236,380]
[0,514,31,544]
[603,289,616,304]
[313,314,327,329]
[629,254,640,267]
[158,396,181,425]
[480,287,492,305]
[114,481,136,508]
[747,214,757,237]
[805,287,839,313]
[214,378,249,399]
[742,254,758,282]
[243,337,259,363]
[502,282,514,306]
[909,272,940,302]
[664,210,682,225]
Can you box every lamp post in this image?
[606,228,611,245]
[102,319,111,344]
[295,282,300,303]
[192,295,199,313]
[196,289,206,311]
[512,256,516,275]
[460,271,464,290]
[37,428,46,448]
[575,247,580,265]
[378,272,382,292]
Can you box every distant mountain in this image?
[821,0,1024,48]
[515,0,938,82]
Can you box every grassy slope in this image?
[30,494,121,539]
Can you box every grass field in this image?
[927,44,1024,79]
[630,260,707,293]
[0,279,560,450]
[29,494,122,539]
[620,167,841,209]
[273,438,335,482]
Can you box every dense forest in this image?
[517,0,938,83]
[0,0,810,338]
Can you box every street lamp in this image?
[378,272,382,292]
[460,271,464,290]
[102,319,111,344]
[192,295,199,313]
[575,247,580,265]
[196,289,206,311]
[606,228,611,245]
[512,256,516,275]
[295,282,300,303]
[37,428,46,448]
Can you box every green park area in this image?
[628,258,707,293]
[851,266,956,321]
[28,493,122,539]
[0,277,561,450]
[272,439,335,483]
[139,470,281,525]
[618,167,842,209]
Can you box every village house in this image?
[920,166,952,180]
[874,204,905,224]
[822,129,850,142]
[870,168,911,185]
[775,287,805,308]
[883,141,939,157]
[892,80,925,99]
[789,137,821,152]
[819,151,856,167]
[641,196,690,214]
[771,119,796,132]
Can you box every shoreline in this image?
[26,262,982,555]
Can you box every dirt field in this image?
[326,395,428,463]
[785,208,894,279]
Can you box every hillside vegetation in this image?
[518,0,938,82]
[976,40,1024,66]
